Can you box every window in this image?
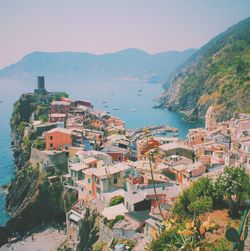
[89,191,91,194]
[88,178,91,184]
[50,136,53,140]
[50,143,53,148]
[114,178,118,184]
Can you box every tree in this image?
[33,138,45,150]
[172,177,215,217]
[188,196,213,216]
[215,166,250,218]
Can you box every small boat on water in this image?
[101,101,108,104]
[138,89,143,92]
[104,105,109,108]
[113,107,120,111]
[129,108,136,112]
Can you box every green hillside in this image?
[160,17,250,121]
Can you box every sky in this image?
[0,0,250,69]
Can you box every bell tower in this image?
[205,105,217,131]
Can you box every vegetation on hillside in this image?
[149,166,250,250]
[10,92,68,168]
[161,17,250,121]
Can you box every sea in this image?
[0,78,203,225]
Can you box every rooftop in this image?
[50,113,66,118]
[92,163,131,178]
[124,191,146,205]
[45,127,73,135]
[125,210,150,222]
[101,145,128,154]
[51,100,71,106]
[186,161,204,172]
[159,142,191,151]
[70,163,85,172]
[101,203,128,220]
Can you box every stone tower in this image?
[205,105,217,131]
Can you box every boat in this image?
[129,108,136,112]
[113,107,120,111]
[138,89,143,92]
[104,105,109,108]
[101,101,108,104]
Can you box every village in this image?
[21,77,250,250]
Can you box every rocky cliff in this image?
[3,92,77,238]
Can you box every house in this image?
[101,145,129,162]
[30,147,68,172]
[51,100,71,114]
[81,168,96,202]
[92,163,133,199]
[49,113,66,123]
[124,191,149,212]
[74,150,112,166]
[44,128,73,150]
[32,121,58,136]
[176,161,207,186]
[66,202,85,244]
[159,142,193,159]
[188,128,208,147]
[124,182,181,213]
[72,100,93,109]
[193,142,227,167]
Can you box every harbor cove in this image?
[0,78,202,226]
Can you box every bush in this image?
[109,195,124,206]
[33,138,45,150]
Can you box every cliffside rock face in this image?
[5,92,77,235]
[160,17,250,121]
[5,166,77,234]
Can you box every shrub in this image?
[109,195,124,206]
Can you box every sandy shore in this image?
[0,227,67,251]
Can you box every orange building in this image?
[44,128,73,150]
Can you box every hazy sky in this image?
[0,0,250,68]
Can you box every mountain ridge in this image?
[0,48,197,82]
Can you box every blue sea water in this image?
[0,78,203,225]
